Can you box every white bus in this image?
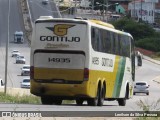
[30,17,135,106]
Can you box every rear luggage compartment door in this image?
[34,50,85,82]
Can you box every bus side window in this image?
[91,28,97,50]
[119,35,123,56]
[105,31,111,53]
[95,28,101,51]
[99,29,105,52]
[97,29,102,52]
[115,34,120,55]
[101,30,111,53]
[119,35,130,57]
[111,32,115,54]
[91,27,100,51]
[124,36,131,57]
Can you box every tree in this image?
[110,17,160,52]
[111,17,155,41]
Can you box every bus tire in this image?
[76,99,83,106]
[41,96,53,105]
[98,85,105,106]
[87,87,100,106]
[117,90,127,106]
[87,98,98,106]
[53,99,62,105]
[118,98,126,106]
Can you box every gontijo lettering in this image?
[40,36,80,42]
[40,24,80,42]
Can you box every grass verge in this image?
[0,92,41,104]
[150,52,160,61]
[136,99,160,120]
[0,92,74,104]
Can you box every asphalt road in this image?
[0,0,159,117]
[28,0,61,23]
[0,0,59,88]
[0,0,30,88]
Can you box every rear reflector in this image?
[84,68,89,81]
[30,66,34,79]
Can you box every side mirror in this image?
[1,80,4,86]
[137,56,142,66]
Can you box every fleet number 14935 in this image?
[48,58,71,63]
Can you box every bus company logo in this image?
[46,24,75,36]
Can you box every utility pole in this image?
[105,0,108,22]
[92,0,94,18]
[141,0,142,22]
[5,0,10,94]
[134,0,135,18]
[74,0,77,17]
[102,0,105,21]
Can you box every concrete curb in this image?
[152,76,160,84]
[19,0,32,44]
[153,80,160,84]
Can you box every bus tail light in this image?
[30,66,34,79]
[84,68,89,81]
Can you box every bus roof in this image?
[38,16,54,20]
[35,17,133,37]
[36,17,115,29]
[89,19,115,29]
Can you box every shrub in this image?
[111,17,155,41]
[111,18,160,52]
[136,38,160,52]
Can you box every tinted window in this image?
[115,34,120,55]
[119,35,131,57]
[103,30,111,53]
[23,79,30,82]
[23,66,30,69]
[136,82,146,85]
[91,27,131,57]
[91,27,112,53]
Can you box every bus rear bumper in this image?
[30,80,92,99]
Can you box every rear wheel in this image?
[76,99,84,106]
[87,87,100,106]
[117,89,127,106]
[146,92,149,95]
[41,96,53,105]
[87,98,98,106]
[98,85,105,106]
[118,98,126,106]
[53,99,63,105]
